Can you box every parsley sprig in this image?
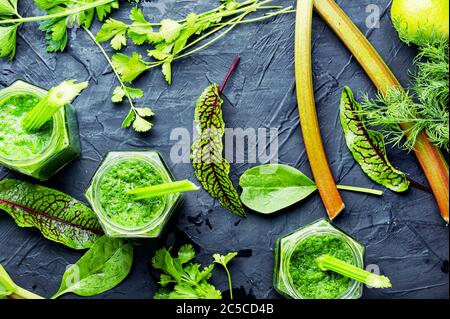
[152,245,237,299]
[92,0,293,132]
[0,0,133,58]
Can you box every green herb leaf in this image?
[52,236,133,298]
[36,0,137,52]
[340,86,410,192]
[213,252,237,299]
[127,6,163,45]
[159,19,182,43]
[111,85,143,103]
[112,52,149,83]
[0,179,103,250]
[0,0,18,16]
[121,109,135,128]
[162,59,173,84]
[151,245,222,299]
[96,18,128,50]
[135,107,154,117]
[240,164,317,214]
[191,83,246,217]
[132,114,153,132]
[0,24,18,59]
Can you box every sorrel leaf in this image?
[52,236,133,298]
[0,179,103,250]
[191,83,245,217]
[239,164,317,214]
[340,87,410,192]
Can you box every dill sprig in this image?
[361,37,449,152]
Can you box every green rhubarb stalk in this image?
[316,255,392,288]
[22,80,88,133]
[0,264,44,299]
[336,185,383,196]
[127,180,199,200]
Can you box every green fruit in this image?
[391,0,449,45]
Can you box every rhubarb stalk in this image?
[313,0,449,222]
[295,0,345,219]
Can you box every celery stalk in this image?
[22,80,88,133]
[316,255,392,288]
[127,180,199,200]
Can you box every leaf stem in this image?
[219,56,241,95]
[225,267,233,300]
[0,0,115,24]
[9,286,45,299]
[336,185,383,196]
[83,26,138,118]
[316,255,392,288]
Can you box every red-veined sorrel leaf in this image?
[0,179,103,249]
[340,87,410,192]
[190,57,246,217]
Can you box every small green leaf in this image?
[132,115,153,132]
[162,59,173,84]
[135,107,154,117]
[239,164,318,214]
[96,18,128,50]
[0,25,18,60]
[112,86,144,103]
[213,252,238,267]
[159,19,182,43]
[340,87,410,192]
[148,49,170,61]
[112,52,149,83]
[0,0,18,16]
[122,109,136,128]
[52,236,133,298]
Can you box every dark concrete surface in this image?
[0,0,448,299]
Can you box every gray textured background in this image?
[0,0,448,299]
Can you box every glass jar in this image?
[273,218,365,299]
[0,80,80,180]
[85,151,183,238]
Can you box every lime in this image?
[391,0,449,44]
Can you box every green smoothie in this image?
[289,234,355,299]
[98,159,166,228]
[0,94,53,160]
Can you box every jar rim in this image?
[90,154,174,233]
[0,86,62,164]
[282,227,364,299]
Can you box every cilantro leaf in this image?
[112,52,149,83]
[111,86,143,103]
[213,252,238,299]
[128,6,163,45]
[121,109,136,128]
[135,107,154,117]
[0,25,18,60]
[151,245,223,299]
[159,19,182,43]
[0,0,18,15]
[132,115,153,132]
[96,19,128,50]
[161,59,173,84]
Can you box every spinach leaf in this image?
[239,164,317,214]
[340,87,410,192]
[0,179,103,250]
[52,236,133,298]
[239,164,382,214]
